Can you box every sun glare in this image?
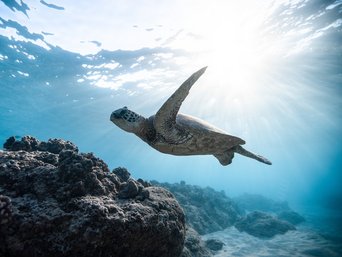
[176,1,278,112]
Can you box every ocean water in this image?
[1,0,342,255]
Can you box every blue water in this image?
[1,0,342,241]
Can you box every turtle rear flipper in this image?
[234,145,272,165]
[214,151,235,166]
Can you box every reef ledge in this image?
[0,136,185,257]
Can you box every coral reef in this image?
[0,135,308,256]
[277,210,305,225]
[181,226,213,257]
[153,181,242,235]
[233,193,290,214]
[205,239,224,252]
[0,136,185,257]
[0,195,12,225]
[153,180,304,246]
[234,211,296,238]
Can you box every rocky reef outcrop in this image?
[277,210,306,225]
[0,195,12,225]
[0,136,185,257]
[205,238,224,252]
[152,180,304,243]
[233,193,305,226]
[153,181,242,235]
[234,211,296,238]
[233,193,290,214]
[181,226,213,257]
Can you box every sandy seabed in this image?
[203,226,342,257]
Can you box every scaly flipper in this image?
[154,67,207,143]
[214,150,235,166]
[234,145,272,165]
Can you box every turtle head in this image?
[110,106,146,133]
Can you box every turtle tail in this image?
[234,145,272,165]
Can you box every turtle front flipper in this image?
[154,67,207,142]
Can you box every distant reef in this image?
[152,181,242,235]
[0,136,306,257]
[153,180,304,244]
[233,193,291,213]
[235,211,296,238]
[0,136,185,257]
[233,193,305,226]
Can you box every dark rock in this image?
[0,195,12,225]
[3,136,15,150]
[277,210,305,225]
[40,138,78,154]
[153,181,242,235]
[118,179,140,199]
[3,135,78,153]
[181,226,213,257]
[0,136,185,257]
[136,188,150,201]
[233,193,290,214]
[112,167,131,182]
[205,239,224,251]
[3,135,39,151]
[235,211,296,238]
[137,178,152,187]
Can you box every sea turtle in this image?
[110,67,272,166]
